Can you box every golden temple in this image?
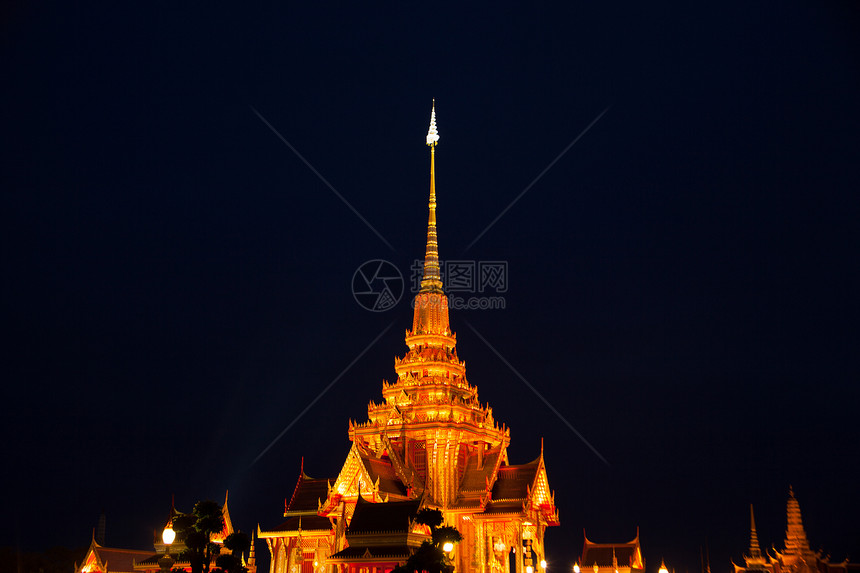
[258,104,559,573]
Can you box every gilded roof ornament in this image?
[426,100,439,146]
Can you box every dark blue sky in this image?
[2,2,859,573]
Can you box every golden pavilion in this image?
[258,104,559,573]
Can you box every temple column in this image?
[515,523,524,573]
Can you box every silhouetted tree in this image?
[211,532,251,573]
[172,500,225,573]
[392,508,462,573]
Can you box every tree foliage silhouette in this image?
[171,501,249,573]
[392,509,462,573]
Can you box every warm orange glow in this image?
[162,524,176,546]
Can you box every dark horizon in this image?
[3,3,859,573]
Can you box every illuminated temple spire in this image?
[411,101,450,337]
[784,486,811,557]
[749,505,763,560]
[420,100,443,294]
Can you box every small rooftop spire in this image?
[750,504,762,558]
[784,485,811,557]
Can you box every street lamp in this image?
[573,563,580,573]
[159,523,175,573]
[541,560,547,570]
[443,542,455,553]
[162,523,176,546]
[658,561,669,573]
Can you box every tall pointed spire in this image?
[421,100,443,294]
[410,102,451,337]
[784,486,811,557]
[749,504,762,559]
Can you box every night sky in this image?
[2,3,859,573]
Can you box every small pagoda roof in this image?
[286,467,335,514]
[347,497,421,535]
[328,545,414,561]
[82,541,155,573]
[582,529,643,569]
[270,515,332,532]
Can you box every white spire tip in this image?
[426,105,439,146]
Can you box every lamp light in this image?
[541,560,547,570]
[159,522,176,573]
[574,564,580,573]
[162,524,176,546]
[443,542,455,553]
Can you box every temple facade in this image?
[259,105,559,573]
[733,488,859,573]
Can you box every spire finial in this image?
[426,99,439,147]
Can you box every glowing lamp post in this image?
[658,562,669,573]
[541,560,547,571]
[159,523,175,573]
[574,564,580,573]
[443,542,455,554]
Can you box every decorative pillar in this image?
[515,523,524,573]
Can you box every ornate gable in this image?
[79,542,104,573]
[321,443,383,515]
[525,448,559,525]
[77,540,154,573]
